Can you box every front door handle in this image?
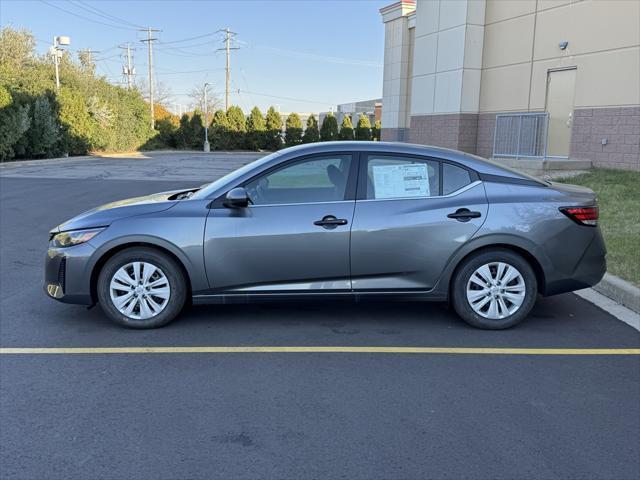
[447,208,482,222]
[314,215,348,229]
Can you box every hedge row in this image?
[0,27,382,160]
[154,107,382,152]
[0,27,155,161]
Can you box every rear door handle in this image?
[447,208,481,222]
[314,215,348,229]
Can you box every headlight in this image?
[50,228,105,248]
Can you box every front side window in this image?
[244,155,352,206]
[365,155,439,200]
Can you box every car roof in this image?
[276,141,527,179]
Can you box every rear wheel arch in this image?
[433,236,549,299]
[449,244,545,298]
[90,241,192,305]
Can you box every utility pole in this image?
[203,83,210,152]
[217,28,239,111]
[50,35,70,90]
[139,27,161,128]
[120,43,136,89]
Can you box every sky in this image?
[0,0,390,114]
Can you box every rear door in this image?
[350,153,488,291]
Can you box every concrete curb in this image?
[593,273,640,313]
[0,156,95,168]
[0,150,270,167]
[575,288,640,331]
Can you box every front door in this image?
[546,68,576,157]
[203,154,356,293]
[350,154,488,291]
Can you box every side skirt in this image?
[191,290,448,305]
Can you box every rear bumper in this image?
[44,243,96,305]
[543,227,607,296]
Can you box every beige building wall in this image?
[381,0,640,170]
[380,1,416,141]
[480,0,640,113]
[477,0,639,169]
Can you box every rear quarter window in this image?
[442,163,472,195]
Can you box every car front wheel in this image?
[97,247,187,329]
[451,249,537,329]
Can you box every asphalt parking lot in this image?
[1,152,639,480]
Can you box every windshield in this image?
[191,151,284,200]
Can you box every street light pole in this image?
[203,82,210,152]
[51,36,70,91]
[53,37,60,90]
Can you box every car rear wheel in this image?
[451,249,537,329]
[97,247,187,329]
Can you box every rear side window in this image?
[365,155,439,200]
[442,163,472,195]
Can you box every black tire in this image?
[97,247,187,329]
[451,248,537,329]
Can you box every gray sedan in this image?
[45,142,606,329]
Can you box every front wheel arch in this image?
[90,242,192,305]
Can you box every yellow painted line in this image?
[0,346,639,355]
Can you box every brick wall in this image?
[381,127,410,142]
[476,113,497,159]
[570,107,640,171]
[407,114,478,154]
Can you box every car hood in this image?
[51,189,189,233]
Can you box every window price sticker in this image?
[372,163,429,199]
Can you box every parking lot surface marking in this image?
[1,346,639,355]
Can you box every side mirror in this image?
[223,187,250,208]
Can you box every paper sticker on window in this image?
[372,163,430,199]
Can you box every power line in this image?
[155,68,225,76]
[158,32,217,45]
[239,90,333,107]
[39,0,138,31]
[71,0,145,29]
[156,39,218,51]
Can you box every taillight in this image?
[560,206,598,226]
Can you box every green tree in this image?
[0,27,35,71]
[189,111,205,149]
[0,27,155,159]
[264,106,283,150]
[0,86,30,161]
[354,114,372,141]
[246,106,266,151]
[177,114,191,149]
[210,109,230,150]
[285,112,303,147]
[302,114,319,143]
[57,86,94,155]
[25,95,60,158]
[339,115,354,141]
[372,119,381,141]
[320,112,338,141]
[226,105,247,149]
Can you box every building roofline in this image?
[379,0,415,15]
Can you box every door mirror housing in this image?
[223,187,250,208]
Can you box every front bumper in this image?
[44,242,96,305]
